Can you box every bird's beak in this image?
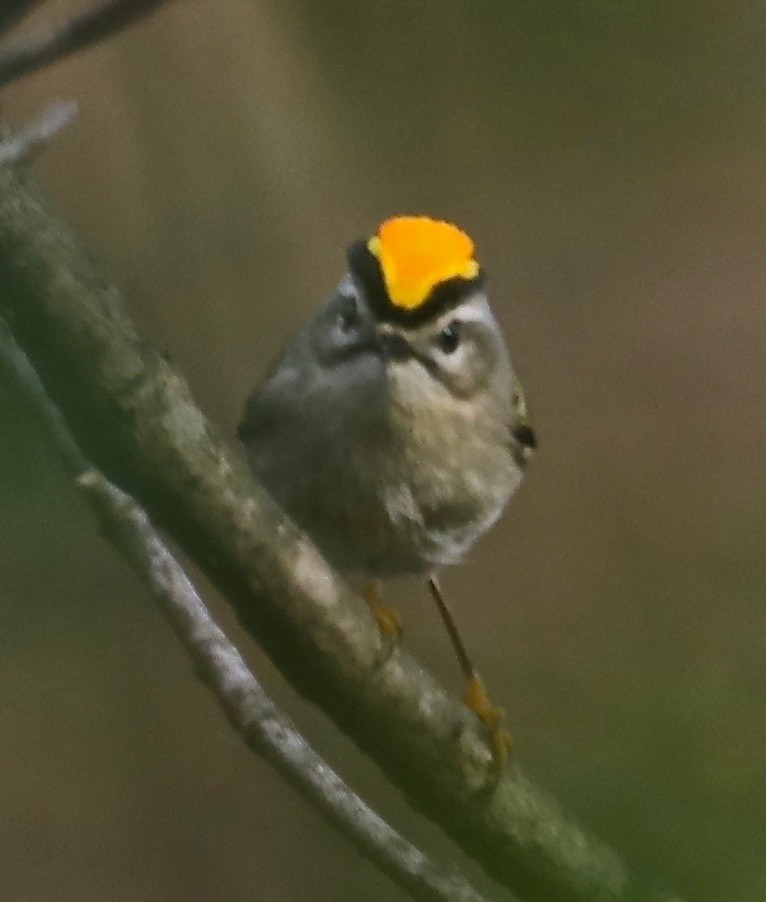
[377,327,412,361]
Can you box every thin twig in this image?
[0,317,494,902]
[80,471,494,902]
[0,316,87,472]
[0,0,46,35]
[0,0,175,88]
[0,100,78,167]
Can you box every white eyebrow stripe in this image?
[337,274,356,297]
[435,293,491,326]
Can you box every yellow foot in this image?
[370,601,402,639]
[465,674,513,768]
[363,583,402,640]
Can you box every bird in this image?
[238,215,536,763]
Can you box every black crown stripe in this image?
[346,240,484,326]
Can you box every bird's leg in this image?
[427,575,511,766]
[364,580,402,639]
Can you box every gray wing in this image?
[508,377,537,468]
[237,374,286,445]
[236,320,314,446]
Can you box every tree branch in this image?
[0,130,681,902]
[0,0,175,87]
[0,319,492,902]
[80,471,493,902]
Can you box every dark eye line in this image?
[436,319,462,354]
[338,294,359,332]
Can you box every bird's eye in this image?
[436,321,462,354]
[338,295,359,332]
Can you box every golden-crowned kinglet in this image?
[238,216,536,761]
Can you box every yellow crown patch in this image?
[366,216,479,310]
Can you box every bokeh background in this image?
[1,2,765,900]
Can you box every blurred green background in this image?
[1,1,765,899]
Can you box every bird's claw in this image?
[370,601,403,640]
[465,673,513,769]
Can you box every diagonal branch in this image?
[0,0,175,87]
[0,319,492,902]
[80,470,493,902]
[0,132,682,902]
